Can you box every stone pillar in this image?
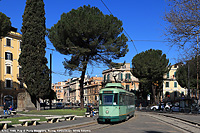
[17,91,36,111]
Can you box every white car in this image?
[150,103,171,111]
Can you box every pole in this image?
[188,62,190,97]
[49,53,52,109]
[197,33,199,99]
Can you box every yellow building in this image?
[102,63,139,92]
[163,64,187,100]
[0,28,25,108]
[52,81,66,103]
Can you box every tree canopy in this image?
[132,49,170,103]
[19,0,54,109]
[164,0,200,53]
[0,12,11,38]
[48,5,128,108]
[176,57,200,93]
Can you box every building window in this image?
[167,72,169,78]
[174,72,176,78]
[6,66,11,74]
[174,82,177,88]
[104,75,106,82]
[166,82,169,87]
[107,74,110,82]
[5,52,13,61]
[126,85,129,91]
[121,73,123,81]
[6,38,11,46]
[6,79,12,88]
[125,73,131,80]
[174,91,177,97]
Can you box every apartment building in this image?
[84,76,103,105]
[163,64,187,100]
[102,63,139,92]
[52,81,66,103]
[0,28,25,107]
[63,78,81,104]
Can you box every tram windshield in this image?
[103,95,113,105]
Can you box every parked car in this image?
[150,102,171,111]
[56,103,64,109]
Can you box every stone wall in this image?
[17,91,36,111]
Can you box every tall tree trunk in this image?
[79,57,89,109]
[36,99,40,111]
[152,85,156,104]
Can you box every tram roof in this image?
[105,83,124,89]
[100,83,134,95]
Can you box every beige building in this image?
[102,63,139,92]
[64,78,81,104]
[163,64,187,100]
[52,81,66,103]
[84,76,103,105]
[0,28,25,107]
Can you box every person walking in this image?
[3,102,9,115]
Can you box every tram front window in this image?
[103,95,113,105]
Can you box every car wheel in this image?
[153,107,156,111]
[165,108,169,111]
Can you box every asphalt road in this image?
[94,111,184,133]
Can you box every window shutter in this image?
[11,53,13,60]
[5,52,8,60]
[121,73,123,81]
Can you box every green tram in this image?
[98,83,135,123]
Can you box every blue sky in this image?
[0,0,180,83]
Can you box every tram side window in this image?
[113,93,118,105]
[125,95,128,105]
[119,94,125,105]
[119,94,123,105]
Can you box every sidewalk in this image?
[2,115,97,132]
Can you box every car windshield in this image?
[103,95,113,105]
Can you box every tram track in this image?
[145,112,200,133]
[49,115,137,132]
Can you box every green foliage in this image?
[132,49,170,98]
[48,5,128,72]
[0,12,11,38]
[176,56,200,90]
[48,5,128,108]
[19,0,52,101]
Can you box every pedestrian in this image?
[8,105,13,115]
[3,102,8,115]
[139,103,142,111]
[90,105,93,116]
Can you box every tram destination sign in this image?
[103,91,113,93]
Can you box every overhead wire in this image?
[100,0,138,54]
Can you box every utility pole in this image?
[197,32,199,99]
[49,53,52,109]
[188,62,190,97]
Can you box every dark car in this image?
[56,103,64,109]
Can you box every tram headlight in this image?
[106,110,109,114]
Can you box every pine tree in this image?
[48,5,128,109]
[0,12,11,38]
[132,49,170,103]
[19,0,51,110]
